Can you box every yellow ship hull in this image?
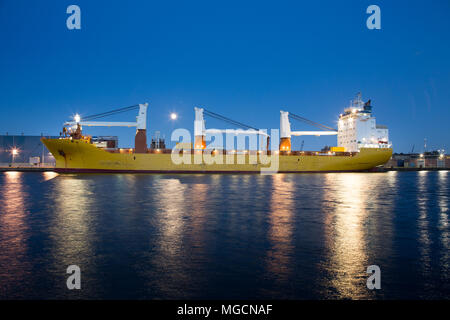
[42,138,392,173]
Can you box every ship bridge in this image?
[337,93,391,152]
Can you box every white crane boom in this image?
[280,110,337,138]
[205,129,269,136]
[64,121,138,127]
[195,107,268,137]
[65,103,148,129]
[290,131,337,136]
[279,110,337,151]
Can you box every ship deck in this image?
[103,148,359,157]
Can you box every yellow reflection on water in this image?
[155,178,187,257]
[49,177,95,270]
[151,178,189,297]
[323,173,370,299]
[265,174,294,283]
[0,172,31,292]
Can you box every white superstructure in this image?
[337,93,390,152]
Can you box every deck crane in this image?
[63,103,149,153]
[279,111,337,151]
[194,107,270,150]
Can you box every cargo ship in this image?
[42,93,393,173]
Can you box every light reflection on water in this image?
[0,172,31,297]
[42,171,58,181]
[0,171,449,299]
[50,177,95,264]
[437,171,449,286]
[323,173,370,299]
[45,176,98,297]
[318,172,397,299]
[417,171,432,285]
[265,175,294,284]
[152,178,189,297]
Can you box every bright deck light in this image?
[170,113,177,120]
[74,114,81,123]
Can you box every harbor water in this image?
[0,171,449,299]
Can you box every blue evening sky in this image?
[0,0,449,152]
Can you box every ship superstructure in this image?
[337,93,391,152]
